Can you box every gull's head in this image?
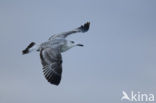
[69,41,84,47]
[62,40,84,52]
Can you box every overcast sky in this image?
[0,0,156,103]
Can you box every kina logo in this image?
[121,91,155,102]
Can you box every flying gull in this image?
[22,22,90,85]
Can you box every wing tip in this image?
[43,69,62,86]
[78,21,90,32]
[47,74,61,86]
[22,42,36,55]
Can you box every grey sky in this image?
[0,0,156,103]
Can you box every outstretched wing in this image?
[49,22,90,40]
[40,48,62,85]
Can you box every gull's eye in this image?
[71,41,75,43]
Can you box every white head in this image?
[68,40,84,47]
[61,40,84,52]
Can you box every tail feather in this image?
[22,42,35,55]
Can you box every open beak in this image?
[76,44,84,47]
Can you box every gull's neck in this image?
[61,41,76,52]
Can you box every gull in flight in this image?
[22,22,90,85]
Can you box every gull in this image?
[22,22,90,85]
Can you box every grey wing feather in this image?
[49,22,90,40]
[40,48,62,85]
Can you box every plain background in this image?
[0,0,156,103]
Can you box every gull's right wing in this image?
[40,47,62,85]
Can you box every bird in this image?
[22,22,90,85]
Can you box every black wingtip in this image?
[79,22,90,32]
[22,49,29,55]
[47,74,61,86]
[22,42,35,55]
[27,42,35,48]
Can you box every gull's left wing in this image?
[49,22,90,40]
